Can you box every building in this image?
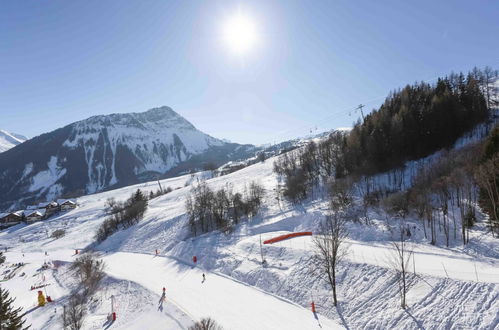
[24,209,46,223]
[37,201,59,216]
[0,211,23,228]
[57,199,77,211]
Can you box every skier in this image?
[202,273,206,282]
[158,287,166,306]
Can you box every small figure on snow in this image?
[158,287,167,311]
[202,273,206,283]
[159,287,166,301]
[45,251,48,256]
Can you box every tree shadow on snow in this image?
[405,309,426,330]
[336,304,351,330]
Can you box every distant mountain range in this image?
[0,130,27,153]
[0,106,257,210]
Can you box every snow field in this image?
[1,153,498,329]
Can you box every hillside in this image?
[1,129,498,329]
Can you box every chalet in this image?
[0,211,23,228]
[24,209,46,223]
[57,199,77,211]
[37,201,59,216]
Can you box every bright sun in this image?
[223,12,258,54]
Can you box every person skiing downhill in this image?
[159,287,166,303]
[202,273,206,282]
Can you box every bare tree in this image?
[328,177,354,212]
[475,155,499,236]
[62,293,86,330]
[313,213,348,306]
[389,223,414,309]
[70,253,106,298]
[188,317,224,330]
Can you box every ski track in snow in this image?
[1,149,499,329]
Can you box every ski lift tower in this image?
[355,104,365,121]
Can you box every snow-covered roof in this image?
[24,209,46,217]
[38,201,58,208]
[57,199,76,205]
[0,211,24,219]
[26,205,38,210]
[12,210,24,217]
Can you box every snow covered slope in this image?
[0,106,256,210]
[1,151,498,329]
[0,129,26,152]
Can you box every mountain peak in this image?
[0,129,27,153]
[133,106,196,130]
[76,106,196,131]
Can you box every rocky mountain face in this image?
[0,107,256,210]
[0,130,27,153]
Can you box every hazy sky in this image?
[1,1,498,145]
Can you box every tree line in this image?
[345,68,495,174]
[273,68,499,237]
[95,189,149,242]
[186,181,265,235]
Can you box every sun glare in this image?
[223,12,258,54]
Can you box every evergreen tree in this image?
[0,287,30,330]
[132,189,146,202]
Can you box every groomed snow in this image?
[1,150,498,329]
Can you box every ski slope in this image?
[104,252,342,330]
[1,151,498,329]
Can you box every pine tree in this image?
[132,189,146,202]
[0,287,30,330]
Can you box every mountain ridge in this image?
[0,106,256,210]
[0,129,27,153]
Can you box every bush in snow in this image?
[328,177,354,211]
[95,189,148,242]
[63,253,105,330]
[62,292,86,330]
[382,191,409,218]
[51,229,66,239]
[70,253,106,298]
[149,186,173,200]
[188,317,224,330]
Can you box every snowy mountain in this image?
[0,129,27,153]
[0,106,256,209]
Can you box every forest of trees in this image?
[345,69,494,174]
[476,125,499,234]
[273,67,499,239]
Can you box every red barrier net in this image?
[263,232,312,244]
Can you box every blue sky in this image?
[1,1,498,145]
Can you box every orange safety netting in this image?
[263,232,312,244]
